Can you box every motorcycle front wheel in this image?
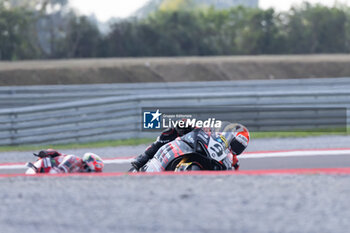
[175,162,202,172]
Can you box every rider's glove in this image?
[175,119,194,136]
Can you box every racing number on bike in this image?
[207,138,226,161]
[210,144,223,157]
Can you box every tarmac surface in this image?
[2,153,350,174]
[1,135,350,174]
[1,135,350,233]
[0,175,350,233]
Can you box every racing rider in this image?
[130,120,250,171]
[27,149,104,174]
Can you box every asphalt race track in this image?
[1,135,350,174]
[0,136,350,233]
[1,174,350,233]
[3,153,350,174]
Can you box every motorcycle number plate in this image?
[207,137,227,162]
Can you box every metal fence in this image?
[1,77,350,146]
[2,77,350,108]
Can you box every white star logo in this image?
[151,109,162,122]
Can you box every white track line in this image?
[241,150,350,159]
[104,158,134,164]
[0,165,27,170]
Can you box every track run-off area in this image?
[1,148,350,176]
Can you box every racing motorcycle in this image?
[25,150,104,174]
[139,128,234,172]
[25,154,64,175]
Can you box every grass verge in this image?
[0,138,154,152]
[251,130,349,139]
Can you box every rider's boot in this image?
[130,153,151,171]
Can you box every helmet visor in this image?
[230,138,246,155]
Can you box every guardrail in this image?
[2,77,350,108]
[0,83,349,146]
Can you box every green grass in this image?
[0,129,348,152]
[251,130,349,139]
[250,128,350,138]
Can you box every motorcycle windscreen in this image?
[211,121,238,147]
[144,139,193,172]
